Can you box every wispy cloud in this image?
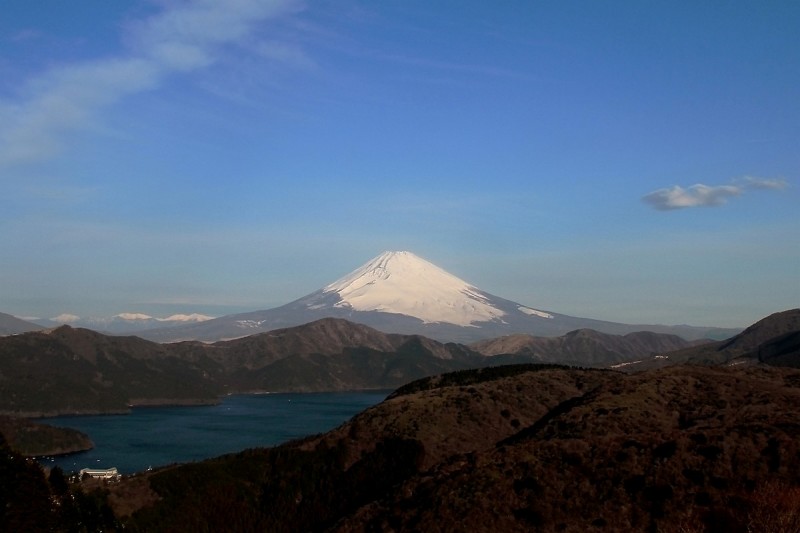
[735,176,789,190]
[642,176,789,211]
[0,0,299,166]
[642,184,742,210]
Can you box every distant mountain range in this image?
[32,312,215,334]
[613,309,800,371]
[133,251,740,343]
[0,311,215,336]
[0,316,699,416]
[0,318,482,415]
[1,309,797,416]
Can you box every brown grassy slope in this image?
[113,366,617,527]
[206,318,402,369]
[300,366,618,470]
[332,365,800,533]
[115,363,800,532]
[206,318,474,372]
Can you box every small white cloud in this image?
[643,176,789,211]
[642,184,742,211]
[51,313,81,323]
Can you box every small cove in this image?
[38,390,389,474]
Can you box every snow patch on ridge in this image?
[51,313,81,323]
[518,306,553,319]
[115,313,153,321]
[161,313,214,322]
[113,313,214,322]
[322,251,506,327]
[236,319,268,329]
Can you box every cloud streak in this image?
[735,176,789,190]
[642,176,788,211]
[0,0,298,166]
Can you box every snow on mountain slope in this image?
[161,313,214,322]
[113,312,214,323]
[322,251,509,327]
[115,313,154,321]
[518,306,554,319]
[36,312,216,334]
[135,251,742,343]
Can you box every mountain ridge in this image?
[2,309,795,416]
[0,315,715,416]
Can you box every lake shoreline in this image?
[8,388,393,419]
[37,390,390,475]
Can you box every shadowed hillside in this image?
[0,326,222,416]
[0,318,697,415]
[0,416,93,457]
[111,363,800,532]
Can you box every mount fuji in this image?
[138,251,738,343]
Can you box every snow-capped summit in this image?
[322,251,506,326]
[136,251,739,344]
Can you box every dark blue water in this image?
[38,391,389,475]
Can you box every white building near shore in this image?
[79,467,120,480]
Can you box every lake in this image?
[38,390,389,475]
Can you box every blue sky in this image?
[1,0,797,328]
